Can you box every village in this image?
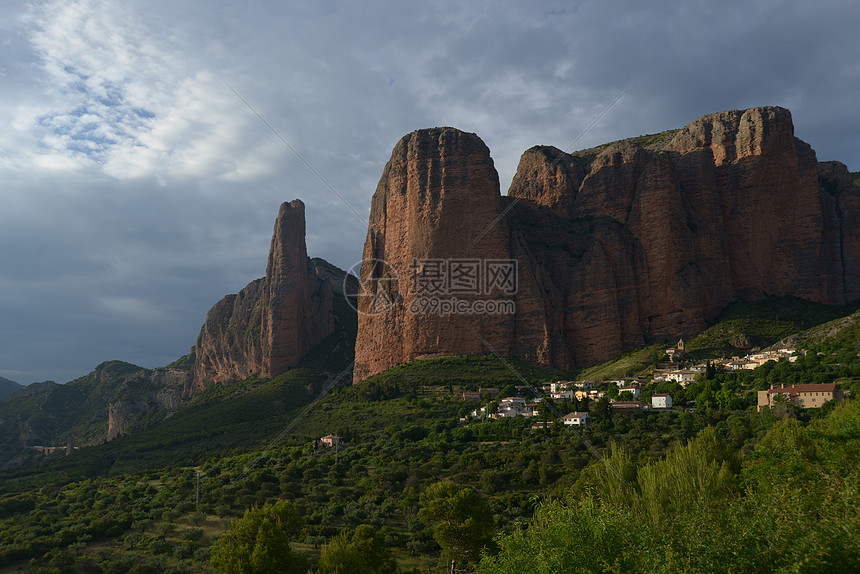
[452,340,844,428]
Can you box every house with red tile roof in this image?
[757,383,843,412]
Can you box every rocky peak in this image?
[507,146,585,218]
[261,200,333,377]
[352,107,860,380]
[353,128,515,382]
[668,106,794,164]
[193,200,335,387]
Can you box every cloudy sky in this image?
[1,0,858,384]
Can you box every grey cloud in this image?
[1,0,858,383]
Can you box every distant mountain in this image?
[0,376,23,401]
[0,360,192,470]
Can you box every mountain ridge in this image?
[0,376,23,401]
[353,106,860,381]
[5,105,859,471]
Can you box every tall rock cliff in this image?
[353,107,860,380]
[353,128,517,382]
[193,200,335,387]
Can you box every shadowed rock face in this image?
[193,200,334,387]
[353,107,860,380]
[353,128,516,382]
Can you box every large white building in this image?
[651,393,673,409]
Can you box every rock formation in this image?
[193,200,335,386]
[353,128,516,381]
[353,107,860,380]
[105,365,191,440]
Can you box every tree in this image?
[210,499,308,574]
[715,389,743,411]
[316,524,398,574]
[419,482,495,573]
[706,361,717,380]
[589,397,611,420]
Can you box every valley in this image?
[2,105,860,572]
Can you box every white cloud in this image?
[15,0,273,184]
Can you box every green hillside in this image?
[2,340,857,572]
[576,344,666,380]
[0,376,23,401]
[684,295,860,359]
[0,361,155,468]
[359,354,572,389]
[1,295,859,571]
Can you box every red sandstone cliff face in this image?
[353,107,860,380]
[668,107,827,303]
[353,128,518,382]
[260,201,334,378]
[193,200,334,387]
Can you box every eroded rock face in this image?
[353,128,517,382]
[353,107,860,379]
[193,200,335,387]
[107,401,134,441]
[193,279,265,386]
[260,201,334,378]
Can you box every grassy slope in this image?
[577,344,667,381]
[0,369,324,486]
[359,354,573,388]
[573,127,683,159]
[685,296,860,359]
[538,296,860,380]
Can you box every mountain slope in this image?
[0,376,22,401]
[0,361,191,470]
[193,200,339,387]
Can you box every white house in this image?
[550,381,573,393]
[666,370,697,386]
[562,411,590,427]
[493,407,519,419]
[652,393,673,409]
[619,385,644,399]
